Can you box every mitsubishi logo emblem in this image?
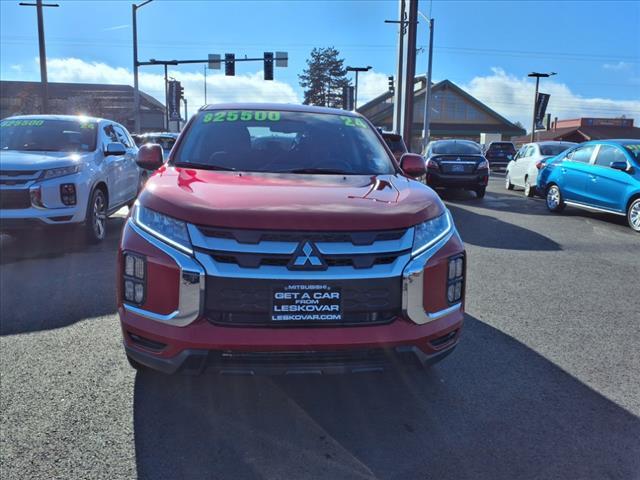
[288,241,327,270]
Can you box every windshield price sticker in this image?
[79,123,96,129]
[339,116,367,128]
[271,284,342,322]
[202,110,281,123]
[1,119,45,127]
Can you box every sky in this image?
[1,0,639,128]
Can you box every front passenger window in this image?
[595,145,627,167]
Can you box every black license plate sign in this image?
[271,284,342,321]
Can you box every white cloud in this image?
[462,67,640,128]
[356,71,390,107]
[102,24,129,32]
[41,57,299,118]
[602,61,632,71]
[10,64,22,73]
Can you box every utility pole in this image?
[528,71,556,142]
[402,0,418,151]
[419,12,434,150]
[385,0,406,134]
[183,97,188,124]
[19,0,59,115]
[346,66,371,110]
[203,64,207,104]
[132,0,153,133]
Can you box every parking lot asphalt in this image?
[1,176,639,480]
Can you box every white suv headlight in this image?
[412,210,452,256]
[134,204,192,254]
[41,165,81,180]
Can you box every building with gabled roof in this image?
[358,76,525,151]
[0,80,166,133]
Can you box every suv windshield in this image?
[431,141,482,155]
[540,144,575,156]
[0,118,97,153]
[173,110,396,175]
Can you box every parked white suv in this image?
[505,141,577,197]
[0,115,142,243]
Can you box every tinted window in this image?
[595,145,628,167]
[0,118,97,152]
[382,135,406,154]
[523,145,536,157]
[113,125,132,148]
[103,124,119,144]
[540,144,575,156]
[487,142,516,155]
[569,146,595,163]
[431,141,481,155]
[173,110,396,175]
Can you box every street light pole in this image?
[528,71,556,143]
[419,13,434,150]
[346,65,372,110]
[19,0,59,114]
[132,0,153,133]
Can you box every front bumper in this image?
[0,177,89,229]
[118,216,465,374]
[426,170,489,188]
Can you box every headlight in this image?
[41,165,81,180]
[412,211,452,256]
[134,204,192,254]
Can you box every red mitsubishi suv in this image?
[118,104,465,375]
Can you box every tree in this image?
[299,47,351,108]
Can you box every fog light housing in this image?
[447,254,465,304]
[30,186,43,208]
[60,183,77,205]
[123,252,146,305]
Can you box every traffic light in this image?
[179,84,184,99]
[388,76,394,94]
[264,52,274,81]
[225,53,235,76]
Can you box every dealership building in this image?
[511,117,640,145]
[0,80,165,133]
[358,76,526,151]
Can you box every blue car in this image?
[537,139,640,232]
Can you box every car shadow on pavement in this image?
[0,218,123,335]
[132,314,640,480]
[447,205,561,251]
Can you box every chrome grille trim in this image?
[188,223,414,256]
[194,250,412,280]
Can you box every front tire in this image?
[524,178,535,198]
[85,188,107,244]
[627,198,640,232]
[546,185,565,213]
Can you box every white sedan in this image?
[505,141,576,197]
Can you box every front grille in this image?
[0,189,31,209]
[209,252,400,269]
[205,276,402,326]
[0,170,39,176]
[197,226,407,246]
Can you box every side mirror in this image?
[104,142,127,156]
[136,143,164,170]
[400,153,426,178]
[610,161,629,172]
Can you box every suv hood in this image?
[140,167,444,231]
[0,150,86,172]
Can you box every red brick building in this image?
[512,117,640,145]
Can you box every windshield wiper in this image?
[174,162,236,171]
[284,168,353,175]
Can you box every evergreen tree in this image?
[299,47,351,108]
